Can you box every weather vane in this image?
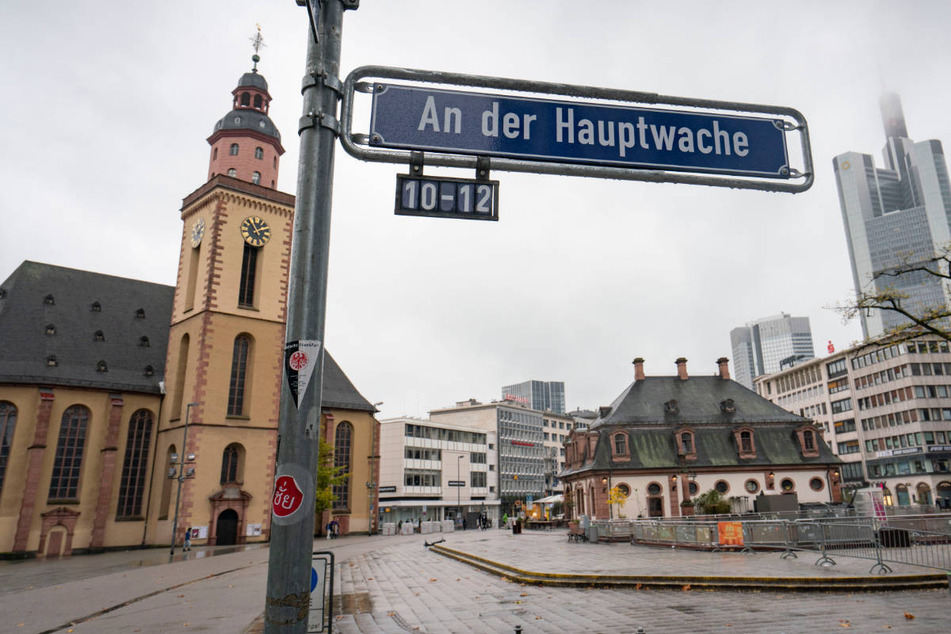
[250,24,266,72]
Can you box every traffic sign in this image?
[396,174,498,220]
[371,84,789,179]
[448,480,465,487]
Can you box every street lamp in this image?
[367,402,383,535]
[170,402,198,557]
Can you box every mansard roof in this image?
[593,376,805,428]
[0,261,173,394]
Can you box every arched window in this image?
[116,409,153,518]
[238,244,259,307]
[227,335,252,416]
[229,143,239,156]
[253,94,263,109]
[49,405,90,500]
[740,431,753,453]
[679,431,694,455]
[612,432,627,455]
[254,147,264,160]
[240,92,250,106]
[735,428,756,458]
[332,422,353,511]
[0,401,18,495]
[228,168,237,177]
[251,171,261,185]
[221,443,243,484]
[172,334,189,417]
[213,147,218,161]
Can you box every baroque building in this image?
[0,54,378,557]
[561,357,840,520]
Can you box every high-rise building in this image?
[730,313,815,389]
[834,93,951,339]
[501,380,566,414]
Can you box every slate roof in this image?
[0,261,174,394]
[0,261,377,411]
[563,375,838,475]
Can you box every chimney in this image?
[676,357,688,380]
[717,357,731,380]
[633,357,645,381]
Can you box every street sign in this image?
[396,174,498,221]
[371,84,789,179]
[308,552,334,633]
[341,66,814,193]
[448,480,465,487]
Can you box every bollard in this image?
[515,626,523,633]
[636,628,646,634]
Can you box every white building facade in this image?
[756,336,951,508]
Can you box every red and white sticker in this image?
[272,475,305,518]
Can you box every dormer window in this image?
[795,426,821,458]
[96,360,108,373]
[135,308,146,319]
[46,355,58,367]
[94,330,105,342]
[0,288,7,298]
[139,336,150,347]
[45,324,56,336]
[720,399,736,413]
[734,427,756,459]
[91,301,101,312]
[664,399,679,414]
[44,294,55,305]
[144,365,154,377]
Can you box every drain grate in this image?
[334,592,373,614]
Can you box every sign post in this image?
[265,2,357,632]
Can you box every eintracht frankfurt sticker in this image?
[284,340,322,408]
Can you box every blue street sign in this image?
[370,84,790,179]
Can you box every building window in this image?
[679,430,696,457]
[780,478,795,492]
[255,147,264,160]
[471,471,487,487]
[45,324,56,336]
[94,330,105,342]
[221,443,243,484]
[240,92,250,106]
[159,445,175,519]
[228,168,237,177]
[49,405,89,500]
[616,483,631,497]
[333,423,352,510]
[251,171,261,185]
[238,244,259,307]
[254,95,263,109]
[139,336,150,347]
[744,479,760,494]
[647,482,662,496]
[0,401,17,495]
[229,143,239,156]
[612,432,628,455]
[227,335,251,416]
[809,477,824,492]
[715,480,729,494]
[116,409,153,518]
[213,147,218,160]
[735,429,755,457]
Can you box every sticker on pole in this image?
[272,474,305,519]
[284,340,322,408]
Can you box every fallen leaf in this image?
[904,613,915,620]
[368,577,374,581]
[682,585,691,591]
[839,620,851,628]
[429,578,438,582]
[17,624,25,628]
[635,584,642,590]
[520,593,528,597]
[177,594,185,598]
[536,616,542,620]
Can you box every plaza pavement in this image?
[0,528,948,633]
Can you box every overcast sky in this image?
[5,1,951,419]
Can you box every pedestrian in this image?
[502,513,508,529]
[184,527,192,552]
[397,520,403,534]
[330,518,339,539]
[326,521,333,540]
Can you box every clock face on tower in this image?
[190,217,205,248]
[240,216,270,247]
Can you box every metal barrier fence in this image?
[600,513,951,574]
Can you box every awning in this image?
[533,494,564,505]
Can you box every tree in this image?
[838,245,951,347]
[607,485,629,518]
[693,489,731,515]
[315,439,349,516]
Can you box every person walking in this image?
[183,527,192,552]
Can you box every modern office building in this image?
[376,417,498,527]
[501,380,566,414]
[730,313,816,389]
[834,92,951,339]
[755,336,951,509]
[428,399,575,515]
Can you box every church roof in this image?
[0,261,174,394]
[212,108,281,143]
[322,352,376,412]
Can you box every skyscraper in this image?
[834,93,951,339]
[730,313,815,389]
[501,380,566,414]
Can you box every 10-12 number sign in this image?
[395,174,499,221]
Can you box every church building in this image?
[0,51,379,558]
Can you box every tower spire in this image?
[250,24,265,73]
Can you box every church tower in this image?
[147,35,295,548]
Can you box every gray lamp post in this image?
[457,454,464,525]
[170,402,199,557]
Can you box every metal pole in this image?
[265,2,352,631]
[457,455,463,523]
[170,402,198,557]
